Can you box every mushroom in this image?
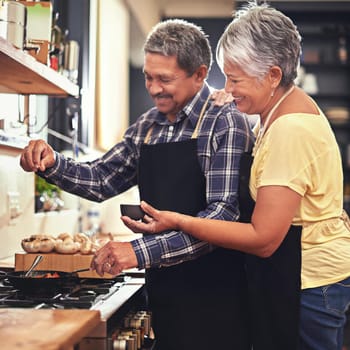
[21,234,55,253]
[92,232,114,251]
[55,233,80,254]
[21,237,41,253]
[74,233,92,254]
[39,237,56,253]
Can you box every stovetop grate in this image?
[0,274,130,310]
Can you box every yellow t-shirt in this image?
[250,111,350,289]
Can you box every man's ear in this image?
[193,65,208,82]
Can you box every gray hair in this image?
[216,1,302,86]
[143,19,212,76]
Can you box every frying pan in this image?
[4,268,90,294]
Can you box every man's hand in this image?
[90,241,138,277]
[20,139,56,172]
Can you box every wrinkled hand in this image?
[121,201,183,234]
[20,139,56,172]
[90,241,138,277]
[210,89,234,106]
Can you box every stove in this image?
[0,275,126,309]
[0,270,154,350]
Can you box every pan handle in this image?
[71,268,91,274]
[24,255,43,277]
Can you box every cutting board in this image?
[0,308,100,350]
[15,252,114,279]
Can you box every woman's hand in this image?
[210,89,234,106]
[121,201,183,234]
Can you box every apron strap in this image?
[144,125,153,144]
[191,95,211,139]
[144,95,211,144]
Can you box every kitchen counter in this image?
[0,309,101,350]
[0,255,14,269]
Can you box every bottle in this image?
[338,26,348,64]
[63,40,80,84]
[86,206,101,236]
[50,12,64,71]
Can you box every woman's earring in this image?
[271,89,275,97]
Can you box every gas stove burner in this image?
[0,284,16,292]
[0,297,37,308]
[2,278,12,287]
[63,289,97,301]
[34,303,65,310]
[0,271,7,280]
[0,272,136,312]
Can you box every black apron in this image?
[137,101,251,350]
[239,151,302,350]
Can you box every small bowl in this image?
[120,204,145,220]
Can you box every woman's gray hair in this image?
[144,19,212,76]
[216,1,302,86]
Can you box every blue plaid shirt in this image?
[41,83,254,269]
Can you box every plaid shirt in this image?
[42,83,254,268]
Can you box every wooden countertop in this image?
[0,309,101,350]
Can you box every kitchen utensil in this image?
[120,204,145,221]
[6,270,77,293]
[0,0,26,49]
[5,266,92,294]
[69,267,91,275]
[24,254,43,277]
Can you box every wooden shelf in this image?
[0,37,79,97]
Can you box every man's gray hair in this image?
[144,19,212,76]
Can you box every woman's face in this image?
[223,61,272,118]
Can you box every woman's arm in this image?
[122,185,301,257]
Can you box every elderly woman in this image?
[120,2,350,350]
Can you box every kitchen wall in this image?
[0,138,141,260]
[0,0,139,261]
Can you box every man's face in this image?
[143,53,203,122]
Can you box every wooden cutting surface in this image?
[0,309,101,350]
[15,252,114,279]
